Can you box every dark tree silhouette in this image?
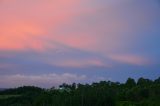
[0,77,160,106]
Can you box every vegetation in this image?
[0,77,160,106]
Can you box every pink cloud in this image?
[0,0,124,52]
[108,54,151,66]
[50,58,110,68]
[0,0,156,54]
[0,20,45,51]
[0,0,81,51]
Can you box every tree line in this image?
[0,77,160,106]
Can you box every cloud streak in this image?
[108,54,151,66]
[50,58,109,68]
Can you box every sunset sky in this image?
[0,0,160,88]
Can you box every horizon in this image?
[0,76,159,89]
[0,0,160,88]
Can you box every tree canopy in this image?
[0,77,160,106]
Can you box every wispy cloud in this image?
[108,54,151,66]
[50,58,109,68]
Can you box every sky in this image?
[0,0,160,88]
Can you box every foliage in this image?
[0,77,160,106]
